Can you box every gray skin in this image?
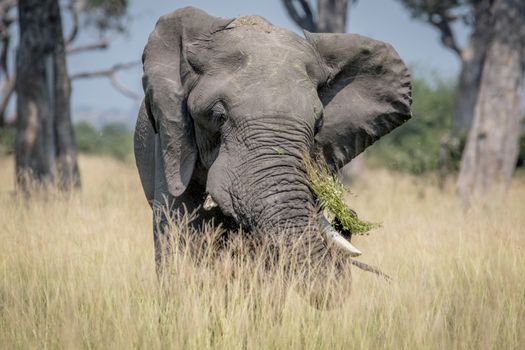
[134,7,412,290]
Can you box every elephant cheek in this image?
[195,126,220,169]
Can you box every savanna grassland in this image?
[0,155,524,349]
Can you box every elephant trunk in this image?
[205,117,359,305]
[264,214,355,307]
[258,173,365,306]
[205,153,358,307]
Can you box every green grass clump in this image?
[305,156,380,235]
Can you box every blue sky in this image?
[67,0,469,115]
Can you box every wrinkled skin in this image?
[134,7,411,301]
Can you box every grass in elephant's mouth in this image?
[1,155,524,349]
[304,155,380,235]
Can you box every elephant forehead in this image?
[226,15,284,34]
[191,27,316,74]
[237,29,310,62]
[186,26,322,118]
[190,69,318,115]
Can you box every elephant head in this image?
[136,7,411,294]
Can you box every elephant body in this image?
[134,7,411,292]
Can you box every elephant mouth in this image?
[203,192,362,257]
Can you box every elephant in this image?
[134,7,411,298]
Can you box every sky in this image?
[67,0,470,121]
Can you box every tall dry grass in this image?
[0,155,524,349]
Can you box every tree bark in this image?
[0,77,15,127]
[457,0,525,204]
[282,0,349,33]
[15,0,80,192]
[452,0,492,134]
[316,0,348,33]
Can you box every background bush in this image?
[75,121,133,161]
[367,76,524,174]
[0,127,15,156]
[367,77,455,174]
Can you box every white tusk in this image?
[324,228,362,257]
[318,214,362,257]
[203,194,218,210]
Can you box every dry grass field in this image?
[0,155,524,349]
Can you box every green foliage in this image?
[396,0,475,26]
[305,156,380,235]
[0,127,15,156]
[0,122,132,160]
[367,74,525,174]
[74,122,133,161]
[75,122,100,154]
[367,76,456,174]
[84,0,129,32]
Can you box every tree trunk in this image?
[457,0,525,204]
[317,0,348,33]
[0,77,15,127]
[15,0,80,192]
[452,0,492,135]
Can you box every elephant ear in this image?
[305,31,412,171]
[142,7,232,197]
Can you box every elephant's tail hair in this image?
[351,260,392,282]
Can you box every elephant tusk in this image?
[324,228,362,257]
[318,214,362,257]
[203,194,219,210]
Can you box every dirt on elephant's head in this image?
[226,15,284,34]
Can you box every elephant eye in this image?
[210,104,227,126]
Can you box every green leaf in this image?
[305,156,380,235]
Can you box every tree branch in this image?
[0,25,10,78]
[0,0,141,128]
[428,9,463,57]
[70,61,141,101]
[0,0,17,79]
[64,0,81,46]
[109,73,141,101]
[0,0,18,16]
[70,61,139,79]
[282,0,318,32]
[66,39,109,54]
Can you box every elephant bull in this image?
[134,7,411,301]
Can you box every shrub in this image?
[367,76,456,174]
[367,75,525,174]
[74,121,133,161]
[0,127,15,156]
[75,121,101,154]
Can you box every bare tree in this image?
[0,0,17,127]
[396,0,493,135]
[457,0,525,203]
[16,0,80,191]
[2,0,137,192]
[8,0,136,192]
[0,0,139,128]
[70,61,141,101]
[282,0,349,33]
